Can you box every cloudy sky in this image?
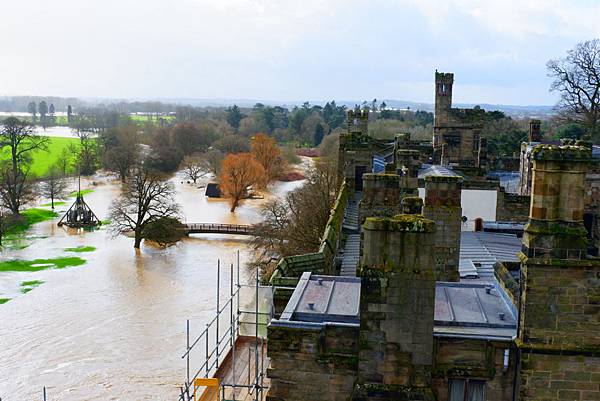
[1,0,599,105]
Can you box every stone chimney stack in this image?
[522,145,590,259]
[358,173,401,224]
[422,176,463,282]
[528,119,542,142]
[396,149,421,197]
[517,144,600,401]
[356,214,436,400]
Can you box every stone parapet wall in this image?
[519,352,600,401]
[266,323,359,401]
[270,182,349,286]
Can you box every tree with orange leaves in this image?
[251,133,284,186]
[220,153,265,212]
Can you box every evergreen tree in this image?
[27,102,37,124]
[226,105,244,130]
[38,101,48,129]
[314,123,325,146]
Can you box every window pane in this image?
[449,379,465,401]
[467,380,485,401]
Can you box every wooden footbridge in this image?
[182,223,255,236]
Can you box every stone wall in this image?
[496,187,530,223]
[355,214,436,400]
[431,338,516,401]
[519,353,600,401]
[422,176,462,282]
[519,259,600,350]
[266,323,359,401]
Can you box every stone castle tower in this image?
[347,109,369,136]
[432,71,486,168]
[434,71,454,123]
[518,145,600,401]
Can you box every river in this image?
[0,168,306,400]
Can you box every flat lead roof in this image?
[434,281,517,341]
[278,272,361,325]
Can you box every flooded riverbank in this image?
[0,167,306,400]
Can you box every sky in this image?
[1,0,599,106]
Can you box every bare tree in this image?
[180,153,207,184]
[547,39,600,140]
[0,164,35,215]
[203,148,224,176]
[40,165,69,209]
[0,117,48,213]
[0,207,17,246]
[251,159,340,280]
[109,166,180,249]
[101,126,140,182]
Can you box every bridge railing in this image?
[183,223,254,233]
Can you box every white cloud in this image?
[0,0,596,104]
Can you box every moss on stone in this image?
[530,144,591,161]
[363,214,435,233]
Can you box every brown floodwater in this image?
[0,166,307,400]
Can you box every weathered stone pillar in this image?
[358,173,401,224]
[354,214,436,401]
[422,175,462,282]
[518,145,600,401]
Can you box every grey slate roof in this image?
[459,232,521,280]
[434,281,517,341]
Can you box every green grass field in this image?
[7,208,58,237]
[68,189,94,197]
[29,137,80,177]
[65,246,96,253]
[0,136,80,177]
[0,257,86,272]
[130,114,175,124]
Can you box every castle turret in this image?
[434,71,454,124]
[347,109,369,136]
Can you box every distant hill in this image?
[1,95,556,119]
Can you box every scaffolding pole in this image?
[179,253,271,401]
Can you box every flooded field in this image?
[0,169,305,400]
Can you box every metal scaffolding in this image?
[179,251,272,401]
